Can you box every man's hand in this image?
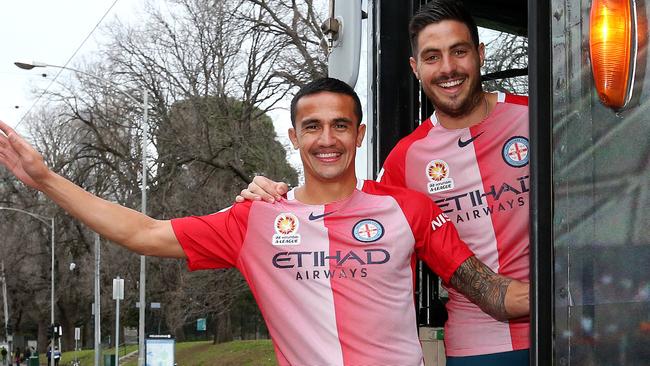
[0,120,51,190]
[504,278,529,319]
[449,256,529,321]
[235,176,289,203]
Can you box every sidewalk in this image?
[118,350,139,363]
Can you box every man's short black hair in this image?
[290,77,363,127]
[409,0,480,55]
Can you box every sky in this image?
[0,0,141,129]
[0,0,369,180]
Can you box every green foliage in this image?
[145,95,296,342]
[155,95,297,216]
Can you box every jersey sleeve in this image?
[171,201,252,271]
[408,194,474,283]
[377,120,432,186]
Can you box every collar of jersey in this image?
[429,91,506,127]
[286,179,365,201]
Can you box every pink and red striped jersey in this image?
[171,179,473,366]
[379,92,530,357]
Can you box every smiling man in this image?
[0,77,527,366]
[408,14,486,125]
[286,83,365,202]
[380,2,531,365]
[238,1,530,365]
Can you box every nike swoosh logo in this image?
[308,211,336,221]
[458,131,485,148]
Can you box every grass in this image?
[49,340,276,366]
[36,344,138,365]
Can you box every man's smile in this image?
[438,78,465,88]
[314,151,343,162]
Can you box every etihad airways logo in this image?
[435,175,529,223]
[272,249,390,268]
[272,249,391,281]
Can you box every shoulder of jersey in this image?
[503,93,529,106]
[220,199,255,214]
[362,180,432,206]
[387,118,434,159]
[234,200,255,209]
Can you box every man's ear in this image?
[409,57,420,80]
[288,127,299,149]
[478,42,485,67]
[356,124,367,147]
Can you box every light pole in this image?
[15,61,150,366]
[1,262,11,356]
[0,207,55,366]
[94,232,101,366]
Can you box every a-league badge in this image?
[426,159,455,194]
[502,136,529,167]
[352,219,384,243]
[272,213,301,245]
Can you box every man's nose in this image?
[439,55,456,75]
[318,126,336,145]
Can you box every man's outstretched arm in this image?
[0,120,184,258]
[449,256,529,321]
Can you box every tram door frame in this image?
[368,1,552,365]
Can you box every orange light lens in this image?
[589,0,634,109]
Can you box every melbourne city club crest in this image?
[502,136,529,167]
[352,219,384,243]
[426,159,455,194]
[272,213,301,245]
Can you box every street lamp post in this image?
[15,61,149,366]
[93,233,101,366]
[1,262,11,354]
[0,207,55,366]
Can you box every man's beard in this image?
[426,72,484,118]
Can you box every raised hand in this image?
[235,175,289,203]
[0,121,184,258]
[0,120,50,190]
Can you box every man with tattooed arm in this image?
[0,77,526,365]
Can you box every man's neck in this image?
[437,92,495,130]
[294,174,358,205]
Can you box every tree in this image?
[93,0,320,340]
[9,0,327,346]
[238,0,327,87]
[482,32,528,95]
[151,95,296,341]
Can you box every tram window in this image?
[551,0,650,364]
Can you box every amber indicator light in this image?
[589,0,637,109]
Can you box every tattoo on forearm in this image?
[449,256,512,321]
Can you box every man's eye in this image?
[335,123,348,129]
[454,49,467,56]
